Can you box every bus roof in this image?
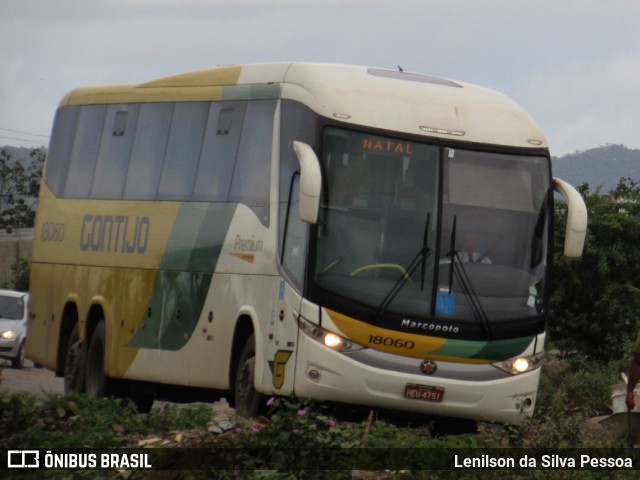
[59,62,547,150]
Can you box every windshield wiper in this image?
[446,216,493,337]
[373,213,431,322]
[420,213,430,292]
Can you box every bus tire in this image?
[84,321,112,398]
[64,324,84,393]
[234,334,263,417]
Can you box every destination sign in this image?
[362,137,414,155]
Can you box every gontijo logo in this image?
[80,214,150,254]
[8,450,39,468]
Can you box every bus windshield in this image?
[314,128,440,317]
[438,148,551,324]
[313,127,551,327]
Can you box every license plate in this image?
[405,383,444,402]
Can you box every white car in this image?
[0,289,29,369]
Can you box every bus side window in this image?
[282,176,307,289]
[278,101,319,260]
[45,106,80,197]
[63,105,106,198]
[193,102,247,202]
[91,105,139,199]
[157,102,209,200]
[124,103,173,200]
[228,100,276,227]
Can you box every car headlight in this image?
[493,352,544,375]
[1,330,16,340]
[298,316,364,353]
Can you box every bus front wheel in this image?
[234,334,263,417]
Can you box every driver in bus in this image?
[457,232,492,264]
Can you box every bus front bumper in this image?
[293,332,540,424]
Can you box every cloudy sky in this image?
[1,0,639,157]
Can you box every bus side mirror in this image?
[553,177,588,257]
[293,141,322,224]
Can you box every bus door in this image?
[266,175,309,394]
[262,279,301,395]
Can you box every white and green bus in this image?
[26,63,587,423]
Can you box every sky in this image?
[1,0,640,157]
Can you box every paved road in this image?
[0,360,64,396]
[0,360,228,412]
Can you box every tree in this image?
[0,147,44,230]
[548,179,640,362]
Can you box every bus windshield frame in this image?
[311,127,553,340]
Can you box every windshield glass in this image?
[313,128,552,328]
[437,148,551,322]
[0,296,24,320]
[314,128,439,317]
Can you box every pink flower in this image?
[297,408,307,417]
[292,428,301,435]
[234,427,243,433]
[266,397,276,407]
[328,418,336,427]
[251,426,260,433]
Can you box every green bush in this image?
[10,256,30,291]
[548,179,640,363]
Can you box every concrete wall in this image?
[0,229,33,286]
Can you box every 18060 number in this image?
[368,335,415,349]
[40,222,65,242]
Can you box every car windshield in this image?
[0,296,24,320]
[313,128,551,324]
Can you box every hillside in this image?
[552,144,640,193]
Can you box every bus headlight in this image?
[493,352,543,375]
[298,317,364,353]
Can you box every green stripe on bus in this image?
[222,83,281,101]
[128,203,237,350]
[469,336,534,362]
[427,336,534,362]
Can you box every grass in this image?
[0,357,637,479]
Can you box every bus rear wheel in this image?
[85,321,112,398]
[64,324,83,393]
[234,334,263,417]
